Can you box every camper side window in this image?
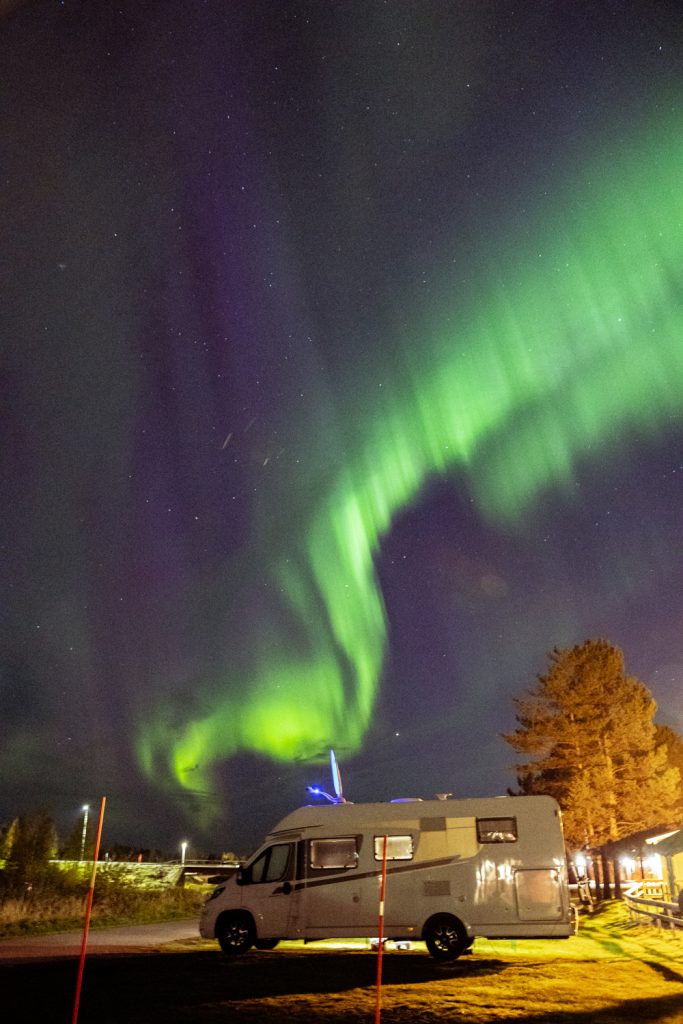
[309,837,359,870]
[476,817,518,843]
[249,843,293,883]
[373,835,414,860]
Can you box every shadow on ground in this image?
[3,950,506,1023]
[4,949,683,1024]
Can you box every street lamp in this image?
[180,841,188,866]
[79,804,89,862]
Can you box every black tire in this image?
[254,938,279,950]
[423,914,469,962]
[216,912,255,955]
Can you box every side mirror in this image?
[235,867,246,886]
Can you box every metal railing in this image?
[623,883,683,934]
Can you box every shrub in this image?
[0,861,203,936]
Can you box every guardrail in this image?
[623,884,683,934]
[178,862,239,884]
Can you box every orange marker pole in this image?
[72,796,106,1024]
[374,834,388,1024]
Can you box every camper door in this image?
[299,835,368,935]
[241,841,298,937]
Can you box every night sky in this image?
[2,0,683,855]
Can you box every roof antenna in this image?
[307,749,347,804]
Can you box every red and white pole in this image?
[374,834,388,1024]
[72,796,106,1024]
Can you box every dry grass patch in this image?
[177,903,683,1023]
[183,958,683,1024]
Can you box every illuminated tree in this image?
[504,640,680,848]
[0,818,18,860]
[5,813,58,890]
[655,724,683,819]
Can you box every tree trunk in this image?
[601,848,611,899]
[601,736,619,841]
[613,853,622,898]
[591,852,603,901]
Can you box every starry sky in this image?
[2,0,683,855]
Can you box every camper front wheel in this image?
[423,914,469,962]
[216,912,255,955]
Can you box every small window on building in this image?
[374,835,414,861]
[477,817,518,843]
[309,837,359,870]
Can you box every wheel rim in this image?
[218,915,252,953]
[426,915,467,960]
[433,922,457,952]
[225,922,248,949]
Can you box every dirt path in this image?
[0,919,199,960]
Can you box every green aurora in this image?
[136,115,683,805]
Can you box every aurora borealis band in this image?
[141,114,683,795]
[2,1,683,850]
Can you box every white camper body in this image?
[200,794,573,960]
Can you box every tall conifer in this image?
[504,640,680,847]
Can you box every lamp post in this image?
[79,805,89,862]
[180,841,188,866]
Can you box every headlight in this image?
[205,885,226,903]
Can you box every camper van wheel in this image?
[423,914,469,962]
[216,912,255,955]
[254,938,279,950]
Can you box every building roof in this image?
[651,829,683,858]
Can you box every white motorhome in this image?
[199,794,574,960]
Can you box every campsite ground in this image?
[3,903,683,1023]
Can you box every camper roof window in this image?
[477,817,518,843]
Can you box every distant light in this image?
[645,853,661,875]
[180,841,188,866]
[79,805,90,862]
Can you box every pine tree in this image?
[655,724,683,819]
[0,819,18,860]
[6,813,58,890]
[504,639,680,848]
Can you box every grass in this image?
[1,901,682,1022]
[168,902,683,1023]
[0,862,206,936]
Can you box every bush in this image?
[0,861,203,937]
